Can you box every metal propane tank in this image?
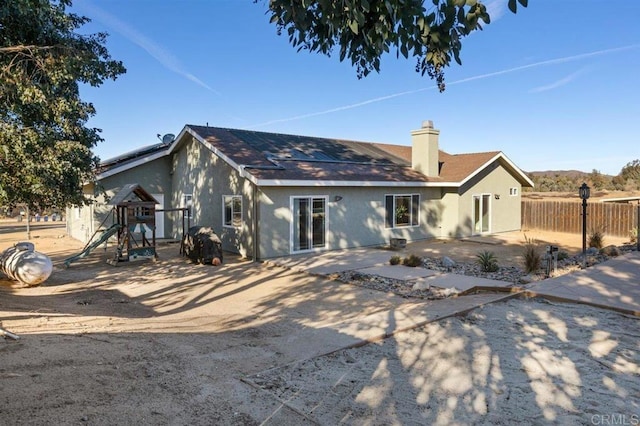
[0,242,53,286]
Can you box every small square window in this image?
[182,194,193,218]
[223,195,242,228]
[509,187,519,196]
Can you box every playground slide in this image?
[63,224,122,268]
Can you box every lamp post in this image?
[579,183,590,267]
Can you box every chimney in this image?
[411,120,440,177]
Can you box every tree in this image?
[260,0,528,91]
[620,159,640,185]
[0,0,125,212]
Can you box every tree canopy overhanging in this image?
[0,0,125,211]
[259,0,528,91]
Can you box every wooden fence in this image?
[522,200,639,238]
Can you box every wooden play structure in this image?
[63,183,191,268]
[107,183,159,265]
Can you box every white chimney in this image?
[411,120,440,177]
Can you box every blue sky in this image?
[74,0,640,176]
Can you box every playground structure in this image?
[108,184,159,265]
[63,184,190,268]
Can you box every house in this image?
[66,121,534,260]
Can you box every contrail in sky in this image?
[250,44,639,128]
[529,67,589,93]
[78,2,218,94]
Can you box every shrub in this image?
[556,250,569,261]
[630,227,638,243]
[522,235,542,274]
[476,250,499,272]
[389,255,401,265]
[403,254,423,267]
[588,229,605,249]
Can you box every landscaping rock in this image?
[601,245,621,257]
[442,256,456,270]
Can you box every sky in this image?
[73,0,640,176]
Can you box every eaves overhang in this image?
[252,179,461,188]
[96,150,169,180]
[458,152,535,188]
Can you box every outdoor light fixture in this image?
[494,194,500,200]
[579,183,591,201]
[334,195,343,202]
[579,183,590,267]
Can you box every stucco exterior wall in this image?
[256,186,442,259]
[65,157,172,244]
[171,136,254,257]
[457,161,523,235]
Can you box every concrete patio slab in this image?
[418,273,515,292]
[526,251,640,315]
[357,265,440,280]
[267,247,393,275]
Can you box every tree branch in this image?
[0,45,59,54]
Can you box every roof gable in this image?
[108,183,158,206]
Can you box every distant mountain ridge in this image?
[527,170,614,178]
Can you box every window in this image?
[223,195,242,227]
[385,194,420,228]
[182,194,193,219]
[509,187,519,196]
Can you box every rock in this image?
[586,247,599,256]
[601,245,621,257]
[442,256,456,270]
[412,280,431,291]
[519,274,538,284]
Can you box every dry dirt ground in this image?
[0,221,638,425]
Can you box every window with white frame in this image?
[385,194,420,228]
[223,195,242,228]
[182,194,193,219]
[509,187,519,196]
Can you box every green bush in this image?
[556,250,569,261]
[389,255,402,265]
[403,254,423,267]
[630,227,638,243]
[522,235,542,274]
[588,229,605,249]
[476,250,499,272]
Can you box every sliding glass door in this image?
[292,196,327,253]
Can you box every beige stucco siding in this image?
[257,186,441,259]
[66,157,172,243]
[457,162,523,235]
[171,136,254,257]
[438,189,463,238]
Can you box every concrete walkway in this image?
[269,247,640,316]
[526,251,640,316]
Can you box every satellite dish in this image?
[161,133,175,144]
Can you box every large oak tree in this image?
[261,0,528,91]
[0,0,125,211]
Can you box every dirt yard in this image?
[1,221,638,425]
